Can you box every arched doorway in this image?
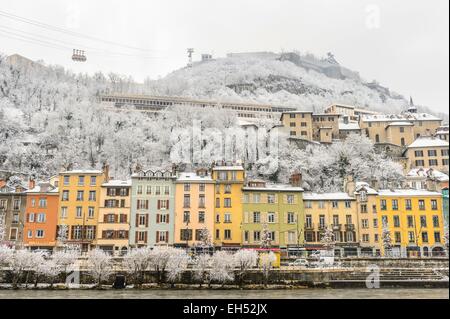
[432,247,445,257]
[422,247,429,257]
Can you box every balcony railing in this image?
[304,222,314,230]
[345,224,355,231]
[332,224,342,231]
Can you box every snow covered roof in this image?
[355,182,378,195]
[361,113,442,122]
[102,180,131,187]
[339,121,361,131]
[26,182,58,194]
[212,166,244,171]
[243,184,304,192]
[406,168,449,182]
[61,169,103,175]
[303,192,354,200]
[177,173,213,183]
[378,189,442,197]
[407,137,449,149]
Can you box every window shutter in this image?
[166,214,170,224]
[157,200,161,210]
[70,226,74,240]
[135,214,139,227]
[145,200,149,210]
[166,200,169,210]
[156,231,160,243]
[102,231,106,239]
[145,214,149,227]
[114,214,118,223]
[144,232,148,244]
[26,213,30,222]
[104,214,108,223]
[156,214,160,223]
[125,231,129,239]
[244,212,249,223]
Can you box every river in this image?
[0,288,448,299]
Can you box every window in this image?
[155,186,161,195]
[287,213,296,224]
[199,184,205,192]
[63,175,70,186]
[267,213,275,223]
[224,198,232,208]
[224,185,231,194]
[267,194,275,204]
[318,201,325,209]
[224,229,232,240]
[290,122,296,127]
[401,138,405,146]
[137,185,143,195]
[253,231,261,242]
[198,195,206,208]
[399,127,405,133]
[431,200,438,210]
[88,207,95,219]
[380,200,387,210]
[138,214,147,226]
[442,149,449,156]
[27,230,33,239]
[198,211,205,223]
[415,160,425,166]
[305,215,312,228]
[346,215,353,225]
[419,200,425,210]
[183,211,190,223]
[392,200,398,210]
[429,159,438,166]
[215,229,220,240]
[224,213,232,224]
[422,232,429,243]
[428,150,437,157]
[405,199,412,210]
[180,229,193,241]
[38,198,47,208]
[37,213,46,223]
[28,213,35,222]
[90,176,96,186]
[434,232,441,243]
[332,201,339,209]
[408,232,415,243]
[60,207,68,219]
[157,231,169,243]
[145,186,152,195]
[244,231,249,242]
[360,204,367,213]
[374,234,379,242]
[362,234,370,242]
[286,195,295,204]
[78,176,85,186]
[36,230,45,239]
[184,183,191,192]
[375,134,380,143]
[253,212,261,223]
[333,215,339,225]
[215,198,220,208]
[62,190,69,201]
[420,216,427,228]
[76,207,82,218]
[414,150,423,157]
[394,232,401,243]
[319,215,325,228]
[407,216,414,228]
[443,159,449,166]
[393,216,400,228]
[88,191,96,201]
[433,215,440,228]
[183,195,191,208]
[136,199,149,210]
[137,231,147,242]
[76,191,84,201]
[346,232,354,242]
[362,219,369,229]
[373,218,378,228]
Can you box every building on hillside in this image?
[97,180,131,255]
[311,113,340,144]
[338,116,363,139]
[302,192,359,257]
[23,182,59,251]
[378,189,446,257]
[280,112,314,141]
[129,168,177,247]
[324,103,380,121]
[359,112,443,147]
[0,178,29,248]
[405,168,449,192]
[241,177,304,253]
[57,168,108,252]
[174,169,215,249]
[403,136,449,174]
[212,164,245,250]
[435,125,449,142]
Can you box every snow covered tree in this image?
[259,252,276,287]
[148,246,175,284]
[8,249,35,289]
[234,250,258,287]
[166,249,190,287]
[0,213,5,244]
[260,224,272,248]
[193,254,212,287]
[210,251,235,286]
[321,226,336,251]
[123,247,152,287]
[52,246,80,281]
[35,258,62,288]
[86,249,113,288]
[382,221,393,257]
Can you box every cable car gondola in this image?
[72,49,87,62]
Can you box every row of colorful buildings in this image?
[0,164,448,258]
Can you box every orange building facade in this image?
[23,182,59,250]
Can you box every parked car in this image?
[289,258,309,267]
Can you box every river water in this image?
[0,289,448,299]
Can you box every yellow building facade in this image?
[174,170,215,248]
[212,165,245,249]
[97,180,131,255]
[57,169,108,251]
[280,112,314,141]
[378,189,446,257]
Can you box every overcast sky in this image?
[1,0,448,114]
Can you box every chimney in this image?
[28,178,35,190]
[344,175,355,195]
[172,163,178,176]
[289,172,302,187]
[370,179,380,191]
[102,163,110,182]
